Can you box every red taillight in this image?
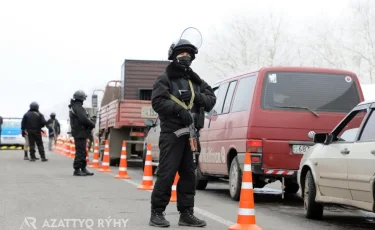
[130,132,145,137]
[246,139,262,153]
[251,156,260,163]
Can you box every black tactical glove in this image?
[178,109,193,126]
[179,91,192,102]
[21,130,26,137]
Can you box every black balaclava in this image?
[173,50,193,69]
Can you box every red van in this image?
[196,66,364,200]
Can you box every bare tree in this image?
[202,13,297,78]
[309,0,375,83]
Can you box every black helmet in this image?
[168,39,198,61]
[30,102,39,110]
[50,113,56,118]
[73,90,87,101]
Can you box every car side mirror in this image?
[145,119,155,127]
[313,133,329,144]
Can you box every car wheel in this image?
[195,163,208,190]
[304,170,323,219]
[229,156,242,201]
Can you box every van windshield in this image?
[3,119,21,127]
[261,72,361,113]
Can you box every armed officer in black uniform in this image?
[21,102,48,162]
[69,90,95,176]
[149,33,216,227]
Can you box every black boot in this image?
[24,151,29,160]
[149,209,170,227]
[41,158,48,162]
[81,168,94,176]
[178,208,206,227]
[73,169,87,176]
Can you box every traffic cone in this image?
[89,139,100,168]
[64,141,70,156]
[99,140,112,172]
[228,152,262,230]
[86,139,90,165]
[69,140,76,158]
[114,141,131,179]
[137,143,154,190]
[170,172,180,202]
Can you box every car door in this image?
[315,108,368,200]
[347,106,375,204]
[146,117,161,163]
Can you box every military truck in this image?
[98,59,169,166]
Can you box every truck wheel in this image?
[285,181,300,194]
[229,156,242,201]
[195,163,208,190]
[304,170,323,219]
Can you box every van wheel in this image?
[304,170,323,219]
[195,164,208,190]
[285,181,300,194]
[229,156,242,201]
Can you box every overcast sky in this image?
[0,0,353,119]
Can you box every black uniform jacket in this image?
[151,63,216,133]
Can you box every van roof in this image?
[213,66,357,86]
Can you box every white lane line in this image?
[107,172,235,227]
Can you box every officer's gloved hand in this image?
[178,109,193,126]
[179,91,192,102]
[21,130,26,137]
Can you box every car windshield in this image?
[262,72,361,113]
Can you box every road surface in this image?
[0,149,374,230]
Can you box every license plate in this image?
[141,106,158,119]
[292,145,310,154]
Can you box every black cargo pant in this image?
[73,138,87,170]
[27,130,46,159]
[151,133,196,212]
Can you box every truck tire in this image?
[229,156,242,201]
[195,163,208,190]
[304,170,323,219]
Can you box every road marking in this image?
[52,151,236,227]
[107,172,235,227]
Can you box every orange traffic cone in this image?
[170,172,180,202]
[115,141,131,179]
[89,139,100,168]
[64,141,71,157]
[70,140,75,158]
[229,152,262,230]
[86,139,90,165]
[99,140,112,172]
[137,143,154,190]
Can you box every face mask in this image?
[176,55,192,67]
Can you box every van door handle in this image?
[341,148,350,155]
[371,150,375,155]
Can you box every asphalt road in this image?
[1,149,375,230]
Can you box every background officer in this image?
[21,102,48,162]
[69,90,95,176]
[46,112,61,151]
[149,38,216,227]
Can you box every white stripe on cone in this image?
[241,182,253,189]
[237,208,255,216]
[119,167,127,171]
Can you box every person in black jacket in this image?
[149,39,216,228]
[21,102,48,162]
[69,90,95,176]
[46,113,61,151]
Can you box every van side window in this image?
[358,109,375,142]
[222,81,237,114]
[213,82,229,115]
[231,76,257,113]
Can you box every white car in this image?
[1,117,25,146]
[298,99,375,219]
